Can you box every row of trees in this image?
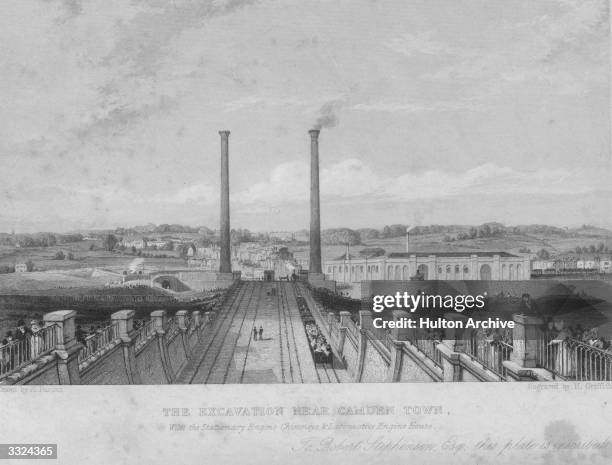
[574,243,609,254]
[0,233,84,247]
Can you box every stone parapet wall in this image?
[0,306,217,386]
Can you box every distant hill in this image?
[319,223,612,256]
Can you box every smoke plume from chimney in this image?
[313,101,342,130]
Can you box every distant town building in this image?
[576,259,597,270]
[121,239,147,249]
[268,231,294,241]
[531,259,555,271]
[147,240,169,249]
[15,263,28,273]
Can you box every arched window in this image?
[480,264,492,280]
[417,264,428,279]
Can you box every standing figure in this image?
[253,326,258,341]
[259,325,264,341]
[29,320,42,359]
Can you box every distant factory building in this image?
[324,251,530,282]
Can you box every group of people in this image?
[543,319,611,352]
[295,295,333,365]
[304,322,333,364]
[0,319,46,374]
[75,325,102,347]
[252,325,264,341]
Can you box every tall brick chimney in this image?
[309,129,322,276]
[219,130,231,273]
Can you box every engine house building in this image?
[324,251,531,283]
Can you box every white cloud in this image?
[228,158,612,207]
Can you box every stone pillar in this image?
[111,309,140,384]
[511,314,544,368]
[175,310,192,358]
[386,310,411,382]
[391,310,411,340]
[409,255,417,278]
[150,310,168,333]
[308,129,323,278]
[356,313,369,382]
[436,343,462,382]
[44,310,81,385]
[493,255,501,280]
[192,311,202,328]
[327,312,336,335]
[111,309,135,339]
[339,311,352,328]
[359,310,373,331]
[470,255,478,279]
[440,313,467,352]
[150,310,173,383]
[219,130,232,274]
[176,310,189,331]
[429,255,437,279]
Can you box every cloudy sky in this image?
[0,0,610,233]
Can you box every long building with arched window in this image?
[323,251,530,283]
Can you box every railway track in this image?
[181,282,253,384]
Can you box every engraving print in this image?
[0,0,610,386]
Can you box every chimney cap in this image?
[309,129,320,135]
[219,130,231,136]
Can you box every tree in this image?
[67,252,74,260]
[53,250,66,260]
[102,234,118,252]
[536,248,550,260]
[25,259,34,271]
[89,243,95,251]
